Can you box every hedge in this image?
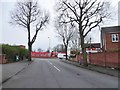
[1,44,28,62]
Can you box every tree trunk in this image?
[65,45,68,60]
[28,44,32,61]
[79,22,88,66]
[28,23,32,61]
[81,36,88,66]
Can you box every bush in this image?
[2,44,28,63]
[17,47,28,60]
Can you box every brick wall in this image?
[0,54,7,64]
[105,52,119,68]
[76,51,119,68]
[89,52,105,66]
[69,58,76,62]
[89,51,119,68]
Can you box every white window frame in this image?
[111,34,119,42]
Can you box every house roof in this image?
[101,26,120,33]
[84,43,100,48]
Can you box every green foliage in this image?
[2,44,28,62]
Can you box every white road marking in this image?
[47,61,53,65]
[47,61,60,72]
[49,62,53,65]
[53,66,60,72]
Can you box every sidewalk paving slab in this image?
[1,59,33,85]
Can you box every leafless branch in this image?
[10,1,49,61]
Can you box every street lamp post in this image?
[89,37,91,64]
[48,37,50,52]
[90,37,91,52]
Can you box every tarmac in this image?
[61,59,119,77]
[0,58,119,89]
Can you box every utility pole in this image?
[48,37,50,52]
[90,37,91,52]
[89,37,92,64]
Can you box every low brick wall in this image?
[76,51,119,68]
[69,58,77,62]
[76,54,83,63]
[105,52,119,68]
[0,54,7,64]
[89,52,105,66]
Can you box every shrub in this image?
[2,44,28,63]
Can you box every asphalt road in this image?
[2,58,118,88]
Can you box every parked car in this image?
[57,53,69,59]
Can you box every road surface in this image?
[2,58,118,88]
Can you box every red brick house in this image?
[89,26,120,68]
[101,26,120,52]
[18,45,26,49]
[77,26,120,68]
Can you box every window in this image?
[111,34,119,42]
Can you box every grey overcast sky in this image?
[0,0,119,51]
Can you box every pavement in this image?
[61,59,119,77]
[1,59,33,85]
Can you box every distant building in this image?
[85,43,101,53]
[19,45,26,49]
[101,26,120,51]
[13,45,26,49]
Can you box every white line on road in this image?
[53,66,60,72]
[47,61,53,65]
[47,61,60,72]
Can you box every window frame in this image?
[111,34,119,42]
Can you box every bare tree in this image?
[55,21,76,60]
[57,0,110,66]
[52,44,66,52]
[69,31,79,51]
[10,1,49,61]
[70,39,79,50]
[37,48,43,52]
